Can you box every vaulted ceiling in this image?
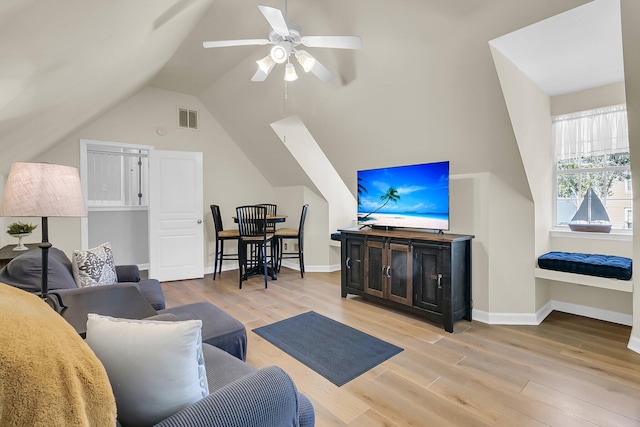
[2,0,617,189]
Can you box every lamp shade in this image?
[256,55,274,73]
[295,50,316,73]
[284,63,298,81]
[0,162,87,217]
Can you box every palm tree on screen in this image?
[357,177,368,207]
[378,187,400,211]
[360,187,400,220]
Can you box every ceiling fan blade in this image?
[258,5,290,37]
[301,35,363,50]
[310,60,336,83]
[203,39,269,48]
[251,64,275,82]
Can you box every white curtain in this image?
[553,104,628,160]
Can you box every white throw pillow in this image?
[72,242,118,287]
[85,314,209,427]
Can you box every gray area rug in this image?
[253,311,403,386]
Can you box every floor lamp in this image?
[0,162,86,309]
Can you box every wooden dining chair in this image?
[210,204,239,280]
[258,203,278,233]
[275,204,308,278]
[236,205,276,289]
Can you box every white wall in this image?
[621,0,640,351]
[36,86,274,268]
[88,210,149,266]
[274,185,333,272]
[490,45,553,314]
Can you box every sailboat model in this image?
[568,188,612,233]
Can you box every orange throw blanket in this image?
[0,283,116,426]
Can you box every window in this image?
[87,146,149,207]
[553,104,631,230]
[624,208,633,229]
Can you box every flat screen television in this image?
[357,161,450,231]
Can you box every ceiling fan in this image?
[202,3,363,83]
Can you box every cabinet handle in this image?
[346,257,351,269]
[437,273,443,289]
[381,266,385,277]
[386,266,391,278]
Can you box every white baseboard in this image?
[279,261,341,273]
[473,300,631,327]
[203,265,238,275]
[472,305,547,325]
[551,300,633,326]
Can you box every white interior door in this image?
[149,150,204,282]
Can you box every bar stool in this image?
[275,204,308,278]
[210,204,239,280]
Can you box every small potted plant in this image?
[6,221,37,251]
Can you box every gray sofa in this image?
[0,282,315,427]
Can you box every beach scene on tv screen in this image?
[357,161,449,230]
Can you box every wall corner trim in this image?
[628,334,640,355]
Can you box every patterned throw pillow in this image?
[72,242,118,287]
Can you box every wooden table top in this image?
[0,243,41,268]
[232,214,287,222]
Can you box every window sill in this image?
[88,205,149,212]
[550,228,632,242]
[534,267,633,292]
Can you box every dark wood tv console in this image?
[339,228,473,332]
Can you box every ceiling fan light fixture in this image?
[270,45,288,64]
[295,50,316,73]
[256,55,274,73]
[284,63,298,81]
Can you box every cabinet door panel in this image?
[414,245,443,312]
[365,241,385,298]
[388,243,413,306]
[345,238,365,291]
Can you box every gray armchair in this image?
[0,247,165,310]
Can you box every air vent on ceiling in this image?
[177,107,198,130]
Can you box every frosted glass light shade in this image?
[295,50,316,73]
[270,45,288,64]
[0,162,87,217]
[284,63,298,81]
[256,55,274,73]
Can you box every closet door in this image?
[149,150,204,282]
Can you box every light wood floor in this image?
[161,268,640,427]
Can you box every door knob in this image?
[197,219,203,224]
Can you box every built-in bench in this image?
[536,251,633,293]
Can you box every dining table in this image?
[231,214,287,224]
